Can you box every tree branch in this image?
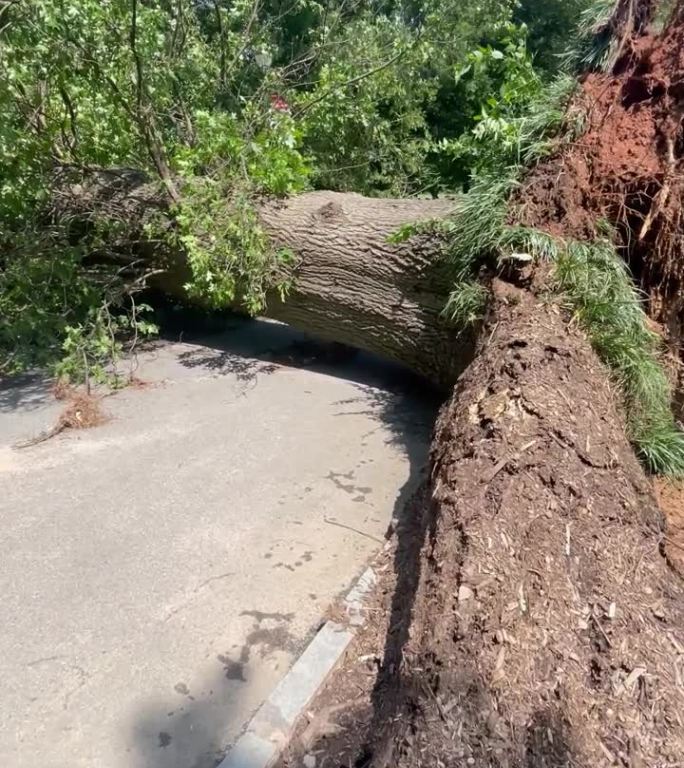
[293,48,406,118]
[128,0,180,204]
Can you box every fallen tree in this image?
[362,2,684,765]
[56,174,469,388]
[27,1,684,763]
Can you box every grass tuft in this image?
[440,172,517,280]
[517,74,580,163]
[561,0,621,73]
[553,235,684,477]
[498,226,562,261]
[442,282,488,328]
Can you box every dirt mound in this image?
[366,12,684,762]
[518,8,684,358]
[355,280,684,767]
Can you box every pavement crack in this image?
[26,654,66,668]
[192,571,234,594]
[163,571,235,621]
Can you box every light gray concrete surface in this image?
[221,566,378,768]
[220,621,354,768]
[0,319,437,768]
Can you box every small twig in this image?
[487,321,500,345]
[83,349,91,395]
[421,680,448,722]
[486,439,537,483]
[598,740,616,764]
[639,138,674,241]
[323,517,383,544]
[14,423,66,450]
[592,613,613,648]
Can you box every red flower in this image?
[270,93,290,113]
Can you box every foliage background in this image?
[0,0,594,379]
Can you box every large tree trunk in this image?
[367,277,684,767]
[61,173,466,387]
[257,192,468,388]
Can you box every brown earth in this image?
[655,477,684,578]
[278,279,684,768]
[280,478,684,768]
[517,4,684,356]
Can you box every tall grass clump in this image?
[561,0,622,73]
[439,180,684,475]
[553,235,684,476]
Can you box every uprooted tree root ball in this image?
[516,3,684,356]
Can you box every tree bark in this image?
[257,192,469,388]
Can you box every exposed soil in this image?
[655,477,684,578]
[517,4,684,359]
[280,483,684,768]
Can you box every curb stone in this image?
[218,566,378,768]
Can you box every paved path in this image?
[0,320,436,768]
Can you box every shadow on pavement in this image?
[128,676,230,768]
[0,371,54,413]
[172,315,443,531]
[128,317,443,767]
[130,666,242,768]
[0,310,442,768]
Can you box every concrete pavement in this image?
[0,320,437,768]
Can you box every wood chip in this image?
[599,741,616,763]
[492,647,507,683]
[517,583,527,614]
[625,666,647,691]
[668,633,684,655]
[458,585,474,602]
